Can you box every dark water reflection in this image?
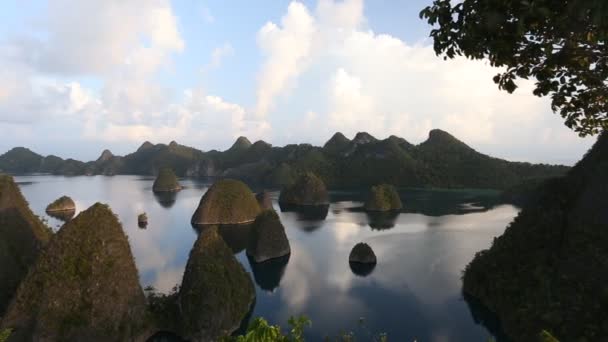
[15,175,515,341]
[247,254,290,292]
[349,261,376,277]
[154,191,179,209]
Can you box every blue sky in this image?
[0,0,595,164]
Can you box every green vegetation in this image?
[0,131,568,190]
[229,136,253,151]
[420,1,608,136]
[463,133,608,341]
[500,177,556,207]
[247,210,291,263]
[179,226,255,341]
[144,285,181,335]
[45,195,76,212]
[191,179,261,225]
[279,172,329,206]
[323,132,351,155]
[0,175,51,315]
[1,203,147,341]
[539,330,560,342]
[0,329,11,342]
[222,316,310,342]
[152,167,181,192]
[364,184,402,211]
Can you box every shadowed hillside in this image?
[463,132,608,341]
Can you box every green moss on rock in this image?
[153,168,181,192]
[364,184,402,212]
[179,226,255,341]
[46,195,76,213]
[278,172,328,206]
[0,175,51,315]
[348,243,376,264]
[1,203,148,341]
[247,210,291,263]
[191,179,261,225]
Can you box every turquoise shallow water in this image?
[15,175,516,341]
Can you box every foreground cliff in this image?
[1,203,148,341]
[463,132,608,341]
[179,226,255,341]
[0,175,51,315]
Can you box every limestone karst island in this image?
[0,1,606,341]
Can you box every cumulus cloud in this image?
[0,0,268,156]
[0,0,595,164]
[256,0,594,164]
[9,0,183,75]
[255,2,316,117]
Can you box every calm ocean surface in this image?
[15,175,516,341]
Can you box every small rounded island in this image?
[278,172,329,208]
[364,184,402,212]
[46,195,76,213]
[191,179,261,226]
[137,213,148,228]
[152,168,182,193]
[349,242,377,264]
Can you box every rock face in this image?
[153,167,182,193]
[278,172,329,207]
[323,132,351,154]
[191,179,261,226]
[229,136,252,151]
[349,243,377,264]
[247,210,291,263]
[352,132,377,145]
[463,132,608,341]
[255,191,273,210]
[45,195,76,213]
[364,184,402,211]
[179,226,255,341]
[1,203,147,341]
[0,175,51,315]
[96,149,114,163]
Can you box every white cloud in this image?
[255,1,316,118]
[9,0,183,76]
[0,0,265,155]
[256,0,594,164]
[0,0,595,164]
[202,43,235,71]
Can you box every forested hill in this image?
[0,129,569,190]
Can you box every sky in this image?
[0,0,596,165]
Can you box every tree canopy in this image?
[420,0,608,136]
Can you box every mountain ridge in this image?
[0,130,570,190]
